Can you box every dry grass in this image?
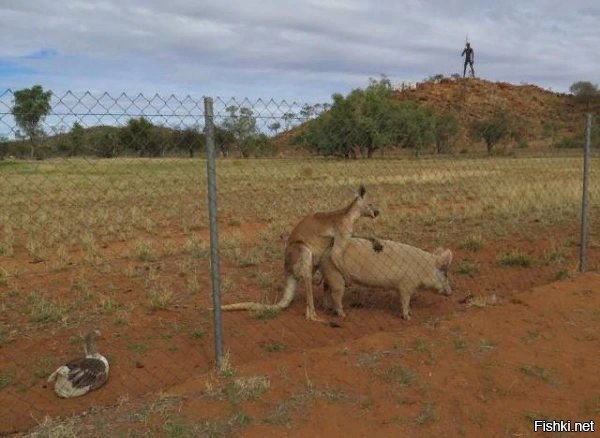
[0,225,14,257]
[460,234,484,252]
[134,239,158,262]
[28,292,69,325]
[466,294,499,308]
[498,250,534,267]
[146,282,174,310]
[1,156,593,278]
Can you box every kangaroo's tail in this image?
[221,276,297,312]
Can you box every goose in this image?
[48,329,109,398]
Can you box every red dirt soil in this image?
[14,271,600,436]
[1,222,598,434]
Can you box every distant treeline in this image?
[0,116,279,160]
[2,79,597,160]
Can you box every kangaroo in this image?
[221,186,380,322]
[321,236,453,320]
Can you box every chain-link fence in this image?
[0,83,598,433]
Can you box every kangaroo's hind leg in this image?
[290,244,324,322]
[320,256,347,317]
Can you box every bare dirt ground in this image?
[19,271,600,437]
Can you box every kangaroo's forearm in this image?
[352,235,384,252]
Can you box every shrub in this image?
[469,110,511,153]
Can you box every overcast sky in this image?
[1,0,599,103]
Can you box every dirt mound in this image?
[276,78,597,154]
[395,77,594,148]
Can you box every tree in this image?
[174,125,205,158]
[70,122,85,156]
[300,104,315,119]
[541,119,559,143]
[268,122,281,135]
[11,85,52,159]
[221,106,259,157]
[469,110,511,153]
[569,81,599,109]
[239,133,277,157]
[0,136,8,159]
[433,112,460,153]
[282,112,296,130]
[397,102,434,157]
[92,128,121,158]
[214,126,235,157]
[294,77,434,158]
[119,117,162,156]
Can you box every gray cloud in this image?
[1,0,598,101]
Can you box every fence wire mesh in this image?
[0,84,598,434]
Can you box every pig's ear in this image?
[435,249,453,269]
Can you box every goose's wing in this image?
[64,357,108,390]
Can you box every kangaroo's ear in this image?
[435,249,453,269]
[357,185,366,198]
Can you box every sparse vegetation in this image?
[498,250,533,267]
[412,338,429,353]
[251,307,280,320]
[191,328,205,339]
[0,370,14,389]
[262,342,285,353]
[520,364,554,384]
[146,283,174,310]
[453,339,468,352]
[455,261,478,276]
[127,342,150,354]
[135,239,158,262]
[478,339,497,353]
[28,292,69,324]
[225,376,270,403]
[385,366,416,386]
[264,402,292,426]
[460,234,484,252]
[415,401,438,425]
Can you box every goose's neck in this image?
[84,335,98,357]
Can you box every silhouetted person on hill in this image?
[462,42,475,78]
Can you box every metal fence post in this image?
[204,96,223,369]
[579,113,592,272]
